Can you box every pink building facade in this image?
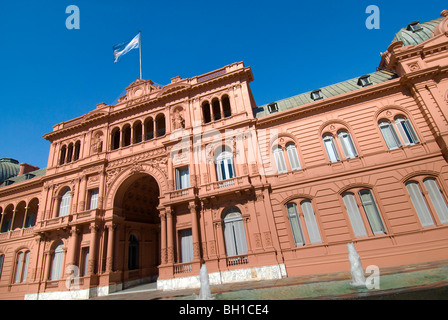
[1,11,448,299]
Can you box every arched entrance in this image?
[113,173,161,285]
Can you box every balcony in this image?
[0,227,35,242]
[164,186,196,205]
[199,175,253,200]
[174,262,192,275]
[226,254,249,267]
[34,209,101,234]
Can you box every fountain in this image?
[196,263,214,300]
[347,243,366,288]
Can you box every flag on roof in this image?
[113,33,140,63]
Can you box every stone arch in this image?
[319,119,352,137]
[106,164,167,211]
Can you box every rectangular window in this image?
[379,122,401,149]
[80,247,89,276]
[342,193,368,237]
[22,251,30,283]
[175,167,190,190]
[300,201,322,244]
[286,203,305,245]
[286,144,301,171]
[338,131,358,159]
[423,179,448,224]
[179,229,193,263]
[323,135,340,163]
[359,190,386,234]
[88,189,99,210]
[406,182,435,227]
[274,147,287,174]
[395,118,419,145]
[14,252,23,283]
[267,103,278,113]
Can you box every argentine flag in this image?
[113,33,140,63]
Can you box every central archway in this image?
[113,173,161,286]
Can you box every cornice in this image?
[256,76,403,127]
[43,65,253,142]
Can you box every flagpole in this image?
[139,30,142,79]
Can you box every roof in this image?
[392,17,444,46]
[0,158,20,184]
[0,167,46,188]
[254,70,398,119]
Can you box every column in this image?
[22,206,30,229]
[189,202,200,261]
[106,223,115,272]
[159,209,167,265]
[68,226,79,267]
[77,176,88,212]
[87,223,98,275]
[166,207,174,264]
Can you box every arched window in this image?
[286,143,301,171]
[66,143,73,163]
[202,101,212,124]
[144,118,154,140]
[59,145,67,165]
[223,207,248,257]
[111,128,120,150]
[50,241,64,280]
[14,250,30,283]
[215,147,235,181]
[58,188,71,217]
[406,178,448,227]
[286,200,322,246]
[222,95,232,118]
[395,116,419,146]
[342,189,386,237]
[273,146,287,174]
[156,114,166,137]
[123,124,131,147]
[133,121,142,144]
[212,98,221,121]
[323,134,340,163]
[74,141,81,161]
[128,234,139,270]
[337,130,358,159]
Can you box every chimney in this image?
[19,163,39,176]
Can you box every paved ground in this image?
[91,260,448,300]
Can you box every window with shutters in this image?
[14,250,30,284]
[223,207,248,257]
[215,146,235,181]
[87,188,99,210]
[175,166,190,190]
[323,134,340,163]
[58,188,71,217]
[405,177,448,227]
[377,109,420,150]
[394,116,419,146]
[50,241,64,280]
[179,229,193,263]
[342,188,386,238]
[271,139,303,174]
[285,200,322,246]
[273,146,287,174]
[337,130,358,159]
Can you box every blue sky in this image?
[0,0,445,169]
